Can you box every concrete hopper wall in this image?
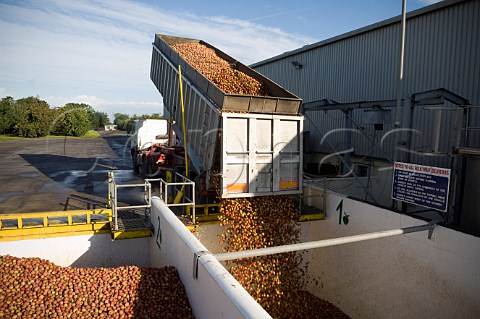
[302,190,480,319]
[149,197,271,319]
[0,233,149,267]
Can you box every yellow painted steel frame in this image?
[186,203,222,224]
[186,203,221,217]
[111,229,152,240]
[298,213,325,222]
[0,209,112,242]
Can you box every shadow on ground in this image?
[19,153,114,196]
[16,132,145,208]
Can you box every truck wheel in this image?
[146,157,154,177]
[131,149,140,173]
[140,156,148,176]
[132,156,140,173]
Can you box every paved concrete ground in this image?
[0,131,145,213]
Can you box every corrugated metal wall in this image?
[252,0,480,169]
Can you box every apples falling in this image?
[219,196,351,319]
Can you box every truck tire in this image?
[146,157,155,177]
[140,156,148,177]
[131,149,140,173]
[133,156,140,173]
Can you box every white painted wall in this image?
[149,197,271,319]
[302,191,480,319]
[0,234,149,267]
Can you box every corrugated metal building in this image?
[251,0,480,234]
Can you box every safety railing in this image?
[459,105,480,155]
[157,172,196,224]
[0,209,112,241]
[0,209,111,229]
[107,171,196,230]
[108,172,162,232]
[64,194,107,211]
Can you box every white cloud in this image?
[46,95,108,108]
[0,0,314,118]
[417,0,443,5]
[46,94,163,119]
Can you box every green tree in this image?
[53,103,92,136]
[114,113,164,132]
[13,96,54,138]
[0,96,15,134]
[82,105,110,129]
[113,113,130,131]
[140,113,163,120]
[90,111,110,129]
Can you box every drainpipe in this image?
[392,0,408,210]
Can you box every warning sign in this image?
[392,162,451,212]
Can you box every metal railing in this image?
[157,172,196,224]
[64,194,108,211]
[108,172,161,231]
[0,209,111,230]
[107,171,196,231]
[461,105,480,152]
[0,209,112,241]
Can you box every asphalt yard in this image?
[0,131,144,214]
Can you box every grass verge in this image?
[0,130,101,140]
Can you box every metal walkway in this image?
[0,209,112,242]
[108,172,155,240]
[111,208,152,240]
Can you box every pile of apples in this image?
[172,42,268,96]
[0,255,194,319]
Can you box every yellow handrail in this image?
[0,209,111,230]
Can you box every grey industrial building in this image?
[251,0,480,235]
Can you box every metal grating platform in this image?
[115,217,151,232]
[111,208,152,240]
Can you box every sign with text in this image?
[392,162,451,212]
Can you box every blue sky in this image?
[0,0,441,120]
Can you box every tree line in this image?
[0,96,110,138]
[0,96,164,138]
[113,112,163,133]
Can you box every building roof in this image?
[251,0,467,68]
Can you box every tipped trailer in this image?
[150,34,304,198]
